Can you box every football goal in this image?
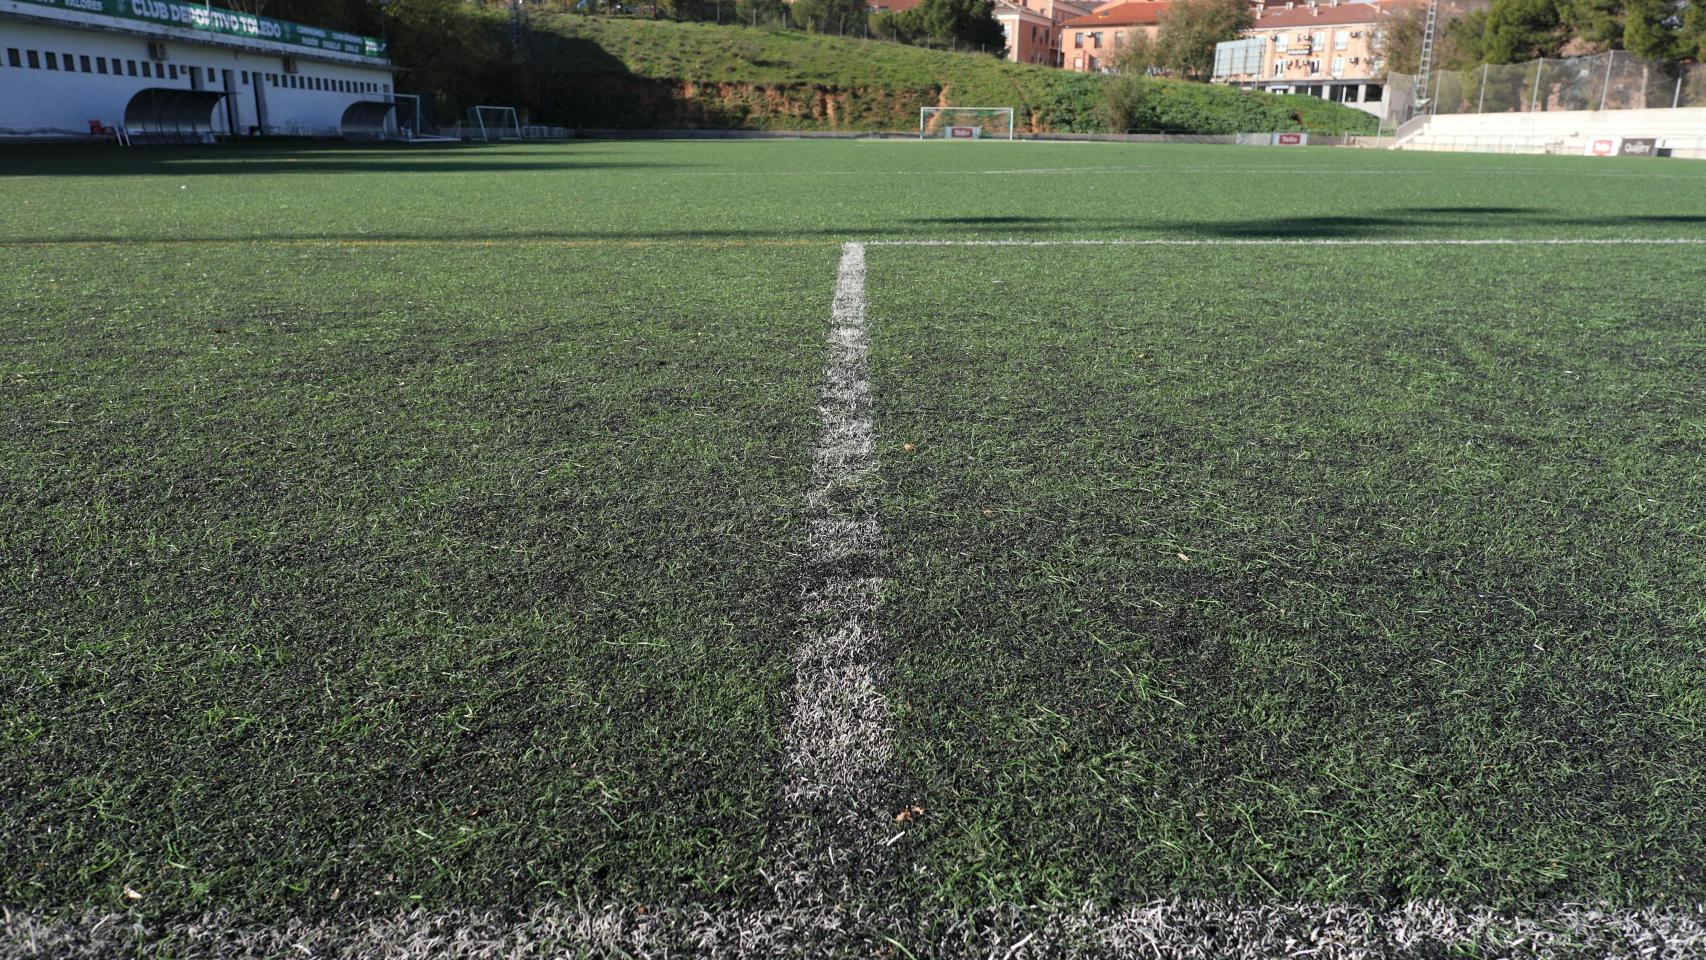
[919,107,1016,140]
[466,105,522,142]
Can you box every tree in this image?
[1444,9,1490,64]
[1111,31,1164,74]
[789,0,868,33]
[1680,0,1706,59]
[914,0,1005,50]
[1378,2,1426,73]
[1479,0,1566,62]
[1622,0,1682,57]
[1155,0,1253,80]
[869,0,1004,50]
[1555,0,1625,49]
[736,0,789,26]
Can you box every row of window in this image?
[5,46,182,79]
[2,46,387,96]
[1271,30,1356,51]
[1276,83,1383,102]
[1072,30,1134,50]
[259,71,388,95]
[1272,55,1357,76]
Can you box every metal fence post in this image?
[1599,51,1614,110]
[1478,63,1488,112]
[1676,73,1684,108]
[1529,59,1543,111]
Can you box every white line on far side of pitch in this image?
[867,237,1706,247]
[775,241,891,898]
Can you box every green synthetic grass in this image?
[1,237,832,912]
[2,139,1706,930]
[871,244,1706,908]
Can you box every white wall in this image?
[0,17,394,138]
[1399,107,1706,159]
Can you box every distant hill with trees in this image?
[1380,0,1704,72]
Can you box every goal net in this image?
[920,107,1016,140]
[467,105,522,142]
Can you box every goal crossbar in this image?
[920,107,1016,141]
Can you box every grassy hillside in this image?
[514,14,1378,135]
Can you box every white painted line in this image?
[10,901,1705,958]
[774,241,893,903]
[868,237,1706,247]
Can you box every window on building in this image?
[1310,30,1325,46]
[1331,55,1343,74]
[128,60,138,76]
[27,50,40,69]
[140,61,150,77]
[5,49,18,68]
[64,51,75,70]
[1074,55,1083,68]
[80,55,91,72]
[1114,30,1124,46]
[1365,82,1383,100]
[169,64,179,79]
[45,52,58,70]
[97,57,109,74]
[1091,31,1102,47]
[1274,32,1286,46]
[1073,31,1083,48]
[1334,30,1348,49]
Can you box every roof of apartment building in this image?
[992,0,1058,21]
[1060,1,1171,28]
[1247,0,1398,28]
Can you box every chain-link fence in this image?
[1390,51,1706,117]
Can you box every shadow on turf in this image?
[0,144,690,178]
[13,209,1706,246]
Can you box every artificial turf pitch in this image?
[2,140,1705,957]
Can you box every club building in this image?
[0,0,398,141]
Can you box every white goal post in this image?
[919,107,1016,140]
[468,105,522,142]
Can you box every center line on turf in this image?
[775,241,894,903]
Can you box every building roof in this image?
[992,0,1057,21]
[1247,0,1399,28]
[1061,1,1170,28]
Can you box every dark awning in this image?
[124,88,228,144]
[341,100,397,141]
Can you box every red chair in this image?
[88,120,129,145]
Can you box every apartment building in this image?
[994,0,1097,67]
[1211,0,1401,114]
[1058,1,1170,73]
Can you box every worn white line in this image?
[774,241,892,904]
[10,902,1706,959]
[868,236,1706,247]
